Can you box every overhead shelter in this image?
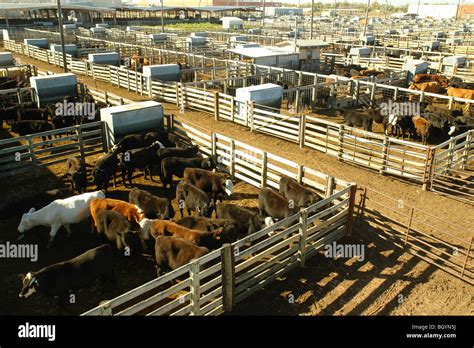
[0,3,117,26]
[226,46,299,69]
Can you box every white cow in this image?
[18,191,106,247]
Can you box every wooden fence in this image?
[356,187,473,285]
[81,119,356,316]
[0,122,105,178]
[5,41,472,202]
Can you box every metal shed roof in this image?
[227,47,298,59]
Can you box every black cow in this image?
[10,120,53,143]
[91,149,119,192]
[118,141,164,187]
[160,155,217,189]
[18,244,115,305]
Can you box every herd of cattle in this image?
[336,73,474,144]
[16,129,324,306]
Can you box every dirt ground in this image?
[3,53,473,316]
[0,150,262,315]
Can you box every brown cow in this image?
[412,116,431,145]
[412,74,449,87]
[154,235,209,276]
[408,81,442,101]
[90,198,146,249]
[447,87,474,100]
[142,219,224,250]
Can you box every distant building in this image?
[321,8,364,17]
[264,7,303,17]
[130,0,281,7]
[407,4,474,19]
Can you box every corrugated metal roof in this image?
[227,46,298,58]
[0,3,116,11]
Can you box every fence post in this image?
[230,96,235,122]
[445,140,456,174]
[370,82,376,107]
[99,301,112,316]
[75,125,86,162]
[338,124,345,161]
[460,236,473,278]
[210,133,217,158]
[422,147,436,191]
[175,83,180,107]
[298,209,308,267]
[230,139,235,181]
[299,113,306,149]
[26,135,39,177]
[249,102,255,132]
[380,136,389,174]
[214,91,219,121]
[404,208,414,246]
[461,131,473,171]
[297,164,304,184]
[326,176,335,198]
[260,151,268,188]
[345,184,357,236]
[189,259,201,316]
[100,121,108,152]
[221,244,235,313]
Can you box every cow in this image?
[412,116,431,145]
[160,155,218,189]
[387,115,416,139]
[336,109,373,131]
[17,107,49,122]
[128,188,174,219]
[216,203,266,235]
[118,141,164,187]
[176,216,244,243]
[447,87,474,100]
[17,191,105,248]
[259,187,299,221]
[176,180,213,218]
[154,235,209,276]
[18,244,115,305]
[279,176,322,208]
[64,157,87,193]
[91,149,119,192]
[155,145,200,176]
[183,168,233,206]
[10,120,54,144]
[412,74,449,87]
[145,219,224,250]
[112,130,176,153]
[94,209,137,252]
[0,105,20,125]
[408,81,442,101]
[90,198,146,250]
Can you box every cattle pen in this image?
[1,30,473,317]
[3,41,473,203]
[80,116,356,316]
